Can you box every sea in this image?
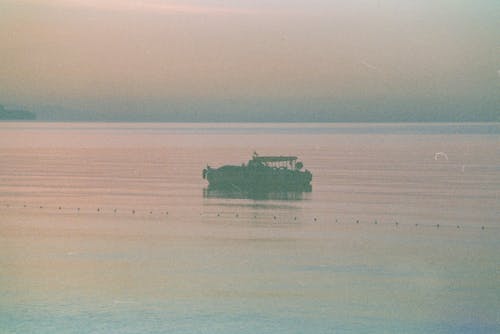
[0,122,499,333]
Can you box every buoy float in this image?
[16,204,488,234]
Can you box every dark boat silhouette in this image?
[203,152,312,192]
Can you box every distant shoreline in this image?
[1,120,498,124]
[0,105,36,120]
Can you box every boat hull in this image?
[205,165,312,191]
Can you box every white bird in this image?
[434,152,449,161]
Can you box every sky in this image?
[0,0,498,121]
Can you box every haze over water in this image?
[1,1,498,121]
[0,122,499,333]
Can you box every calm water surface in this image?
[1,122,499,333]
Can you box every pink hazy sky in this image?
[0,0,498,119]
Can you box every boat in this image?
[203,152,312,191]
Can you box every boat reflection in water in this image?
[203,184,312,201]
[202,152,312,200]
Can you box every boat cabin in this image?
[250,154,303,170]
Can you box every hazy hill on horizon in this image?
[12,97,499,122]
[0,104,36,120]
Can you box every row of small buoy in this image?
[1,202,489,231]
[4,203,171,216]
